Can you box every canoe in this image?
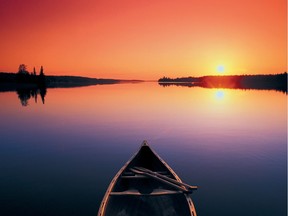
[98,141,198,216]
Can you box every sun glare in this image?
[216,65,225,73]
[215,90,225,100]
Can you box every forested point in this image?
[0,64,120,90]
[158,73,287,93]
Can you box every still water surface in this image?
[0,82,287,216]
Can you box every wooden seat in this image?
[110,189,183,196]
[121,175,148,179]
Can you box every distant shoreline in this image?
[1,72,287,93]
[0,72,144,92]
[158,73,287,93]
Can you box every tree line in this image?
[16,64,46,85]
[158,73,287,93]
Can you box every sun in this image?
[216,65,225,73]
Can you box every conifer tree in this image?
[38,66,46,85]
[39,66,44,76]
[18,64,28,74]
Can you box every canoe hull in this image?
[98,141,197,216]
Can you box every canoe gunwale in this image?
[97,144,143,216]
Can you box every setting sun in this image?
[217,65,225,74]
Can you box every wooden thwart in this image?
[121,175,148,179]
[110,189,183,196]
[134,167,198,191]
[130,168,191,193]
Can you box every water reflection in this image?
[0,83,286,216]
[16,87,47,106]
[215,90,225,100]
[159,82,195,88]
[158,79,288,94]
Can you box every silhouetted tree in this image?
[39,66,44,76]
[38,66,46,85]
[16,64,30,83]
[18,64,28,74]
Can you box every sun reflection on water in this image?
[215,89,225,100]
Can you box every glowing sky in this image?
[0,0,286,79]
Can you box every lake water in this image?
[0,82,287,216]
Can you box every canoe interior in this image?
[99,143,197,216]
[105,194,193,216]
[113,144,178,194]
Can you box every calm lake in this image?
[0,82,287,216]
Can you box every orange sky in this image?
[0,0,286,79]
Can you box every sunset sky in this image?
[0,0,286,80]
